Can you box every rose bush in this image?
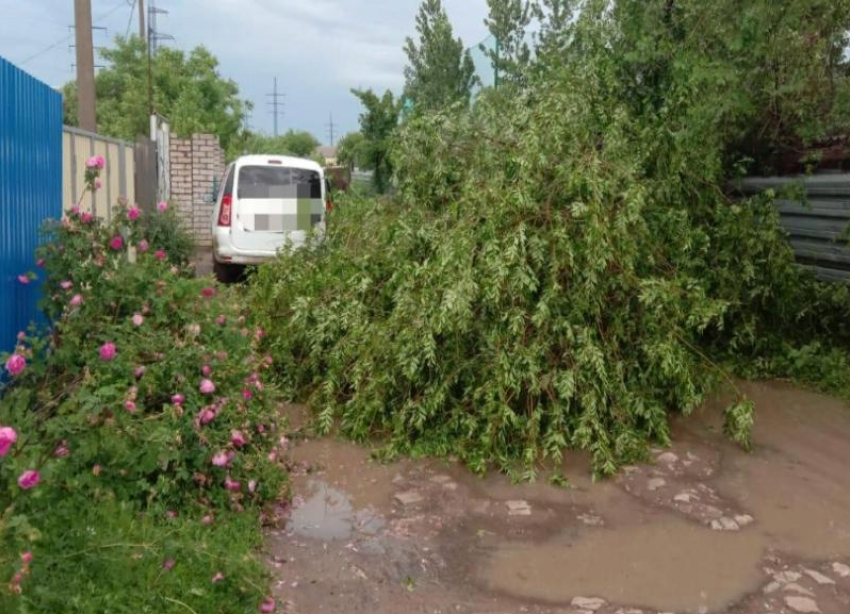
[0,165,285,613]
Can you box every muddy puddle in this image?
[270,381,850,614]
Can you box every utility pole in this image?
[138,0,146,39]
[326,113,336,147]
[266,77,286,137]
[74,0,97,132]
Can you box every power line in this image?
[125,0,138,38]
[18,0,129,66]
[266,77,286,138]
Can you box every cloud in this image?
[0,0,491,142]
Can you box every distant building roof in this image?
[316,145,338,159]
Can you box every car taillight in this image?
[218,194,232,227]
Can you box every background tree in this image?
[337,132,367,170]
[63,36,246,155]
[240,130,321,158]
[351,89,400,193]
[403,0,477,112]
[483,0,533,87]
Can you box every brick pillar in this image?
[168,134,225,247]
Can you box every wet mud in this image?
[265,381,850,614]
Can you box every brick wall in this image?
[169,134,226,246]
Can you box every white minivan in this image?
[211,155,330,282]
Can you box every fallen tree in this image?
[250,0,850,477]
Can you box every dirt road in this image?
[265,381,850,614]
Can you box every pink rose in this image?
[248,480,257,493]
[267,450,278,462]
[202,514,214,525]
[36,258,45,268]
[202,365,212,377]
[69,294,83,307]
[242,389,253,401]
[257,424,265,434]
[211,451,230,467]
[110,236,124,251]
[225,476,241,492]
[138,239,150,252]
[5,354,26,377]
[199,379,216,395]
[86,155,105,170]
[201,288,216,298]
[94,179,102,190]
[155,249,167,261]
[18,470,40,490]
[99,342,117,361]
[60,280,73,290]
[92,464,102,476]
[124,401,137,413]
[171,394,185,406]
[166,510,178,519]
[216,315,226,325]
[16,331,25,342]
[20,552,33,564]
[162,559,175,571]
[212,572,225,583]
[17,275,30,285]
[128,207,141,221]
[231,430,247,447]
[157,201,168,213]
[134,366,146,379]
[199,408,216,425]
[54,441,70,457]
[132,313,144,327]
[82,212,93,224]
[259,597,276,613]
[0,426,18,456]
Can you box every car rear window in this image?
[237,166,322,199]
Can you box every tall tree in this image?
[533,0,577,65]
[351,89,400,194]
[483,0,533,86]
[403,0,477,111]
[63,36,246,154]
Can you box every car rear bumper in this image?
[212,228,321,265]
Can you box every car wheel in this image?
[214,260,243,284]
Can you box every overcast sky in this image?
[0,0,490,145]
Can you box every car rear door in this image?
[231,164,325,253]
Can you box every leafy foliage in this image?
[63,36,247,155]
[337,132,368,170]
[483,0,534,86]
[240,130,321,159]
[0,184,284,611]
[351,89,401,194]
[250,0,850,479]
[403,0,478,112]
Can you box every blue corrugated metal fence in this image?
[0,56,63,354]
